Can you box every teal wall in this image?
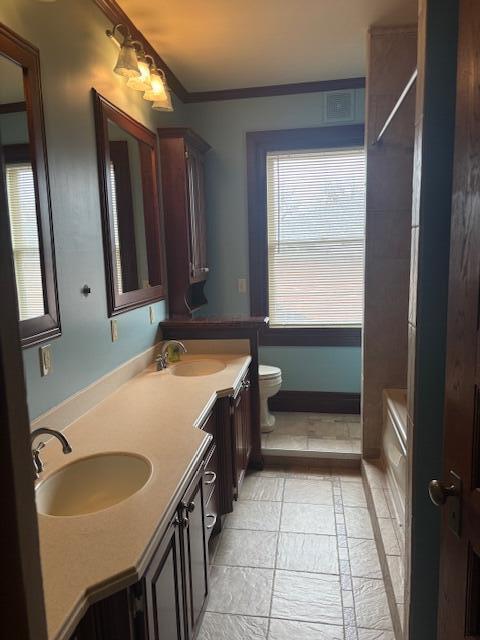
[0,0,187,419]
[260,346,361,393]
[187,92,364,393]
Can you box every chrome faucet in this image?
[155,340,187,371]
[31,427,72,479]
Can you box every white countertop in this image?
[36,353,251,640]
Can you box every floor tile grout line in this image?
[337,473,359,640]
[265,475,286,638]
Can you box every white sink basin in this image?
[170,359,226,377]
[36,453,152,517]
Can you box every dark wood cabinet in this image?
[72,588,137,640]
[71,454,212,640]
[143,461,209,640]
[180,468,209,638]
[158,128,211,317]
[231,371,252,498]
[144,515,186,640]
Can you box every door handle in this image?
[428,479,459,506]
[428,470,462,537]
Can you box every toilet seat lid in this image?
[259,364,282,380]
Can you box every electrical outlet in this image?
[111,319,118,342]
[238,278,247,294]
[39,345,52,377]
[149,306,155,324]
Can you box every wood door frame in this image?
[406,1,460,638]
[0,100,48,639]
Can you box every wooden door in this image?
[434,1,480,636]
[144,516,186,640]
[180,468,209,638]
[185,144,208,283]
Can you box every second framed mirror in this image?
[93,90,166,315]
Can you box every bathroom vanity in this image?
[35,354,253,640]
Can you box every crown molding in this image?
[185,77,365,103]
[93,0,366,104]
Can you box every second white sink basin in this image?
[170,359,226,377]
[36,453,152,517]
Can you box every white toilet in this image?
[259,365,282,433]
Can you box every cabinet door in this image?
[185,144,208,283]
[181,469,209,637]
[232,385,247,498]
[242,376,252,466]
[145,516,186,640]
[71,609,98,640]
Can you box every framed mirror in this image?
[0,24,60,347]
[92,91,166,316]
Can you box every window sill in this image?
[259,326,361,347]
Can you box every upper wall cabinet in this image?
[0,25,60,347]
[158,128,211,317]
[93,91,166,316]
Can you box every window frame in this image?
[247,124,364,347]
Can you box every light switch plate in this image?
[111,319,118,342]
[149,306,155,324]
[39,345,52,377]
[238,278,247,294]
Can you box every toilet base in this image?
[260,405,276,433]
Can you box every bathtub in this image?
[382,388,407,525]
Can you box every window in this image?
[5,161,45,321]
[266,147,366,327]
[247,124,365,346]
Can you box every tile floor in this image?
[199,465,394,640]
[261,413,362,457]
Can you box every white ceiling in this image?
[118,0,418,92]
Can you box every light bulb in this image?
[126,54,151,91]
[144,67,168,102]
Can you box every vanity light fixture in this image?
[106,24,140,79]
[106,24,174,112]
[143,65,168,102]
[126,52,153,92]
[152,89,174,112]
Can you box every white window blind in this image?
[6,162,45,321]
[266,147,366,327]
[109,161,123,295]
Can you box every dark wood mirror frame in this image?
[0,23,60,348]
[92,90,166,316]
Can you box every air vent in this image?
[325,90,355,122]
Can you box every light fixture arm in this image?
[106,23,132,47]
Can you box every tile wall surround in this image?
[262,412,361,459]
[199,465,395,640]
[362,26,417,459]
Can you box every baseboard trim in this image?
[269,390,361,414]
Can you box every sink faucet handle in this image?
[33,441,45,453]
